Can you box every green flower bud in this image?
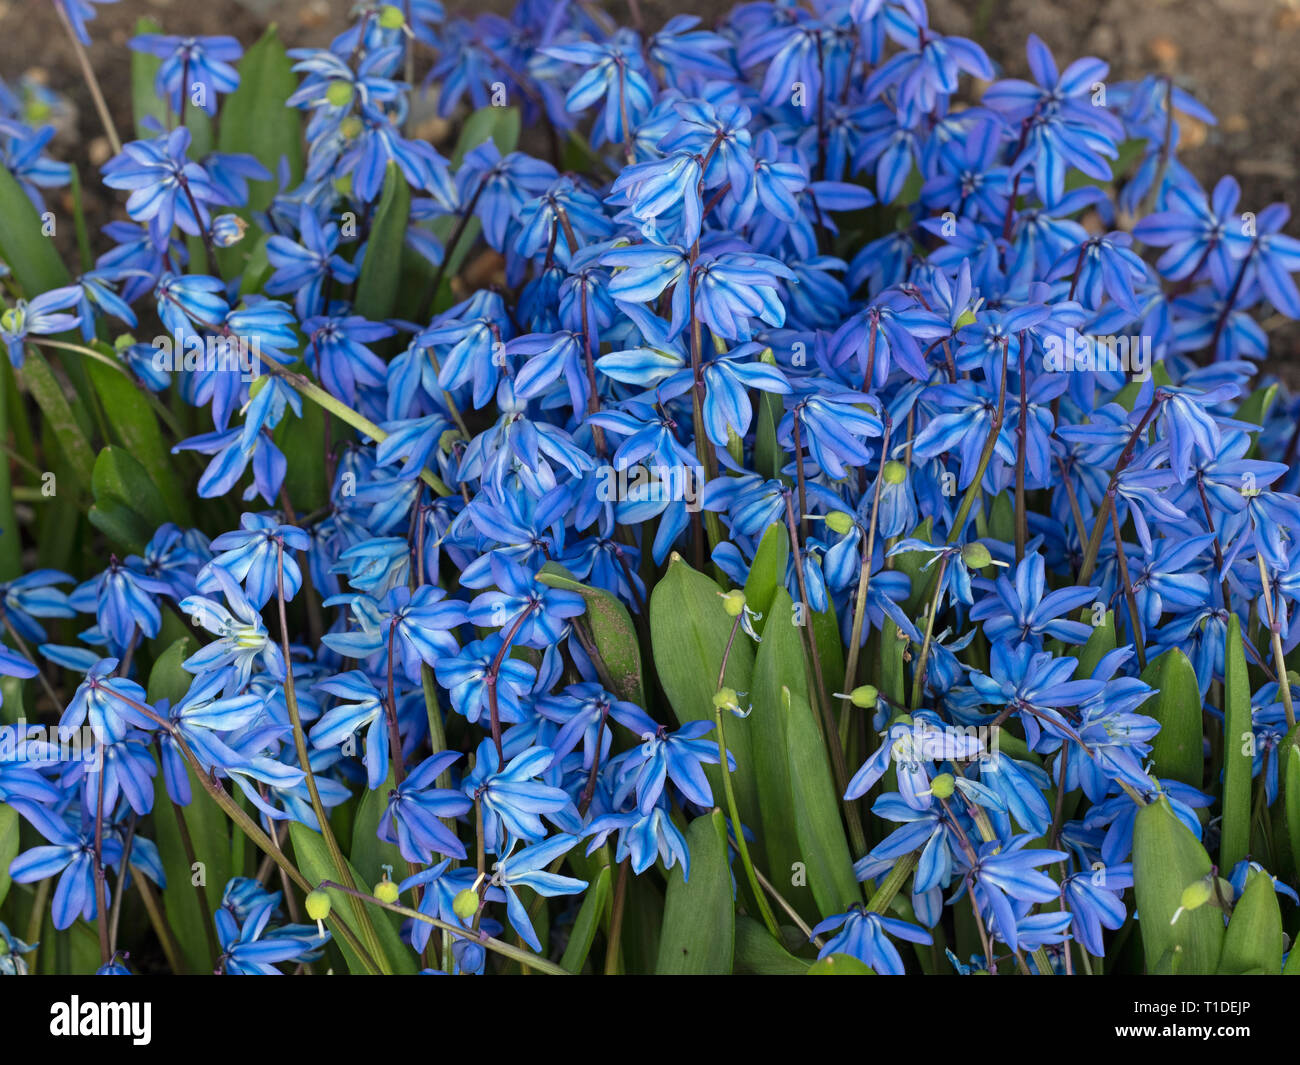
[713,687,739,711]
[849,684,878,708]
[325,80,355,108]
[882,460,907,485]
[962,542,993,570]
[825,510,855,535]
[1179,878,1213,913]
[305,889,331,921]
[452,888,479,921]
[930,773,955,799]
[721,589,746,617]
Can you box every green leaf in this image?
[130,18,168,135]
[18,354,95,495]
[1076,610,1115,679]
[782,686,860,915]
[0,804,17,908]
[1237,383,1278,458]
[289,821,418,975]
[1283,730,1300,883]
[84,357,190,523]
[1218,868,1283,974]
[560,863,611,973]
[807,952,874,974]
[350,768,407,891]
[1139,648,1203,788]
[734,916,810,974]
[537,562,645,706]
[0,365,21,578]
[1132,798,1224,974]
[649,553,760,830]
[353,163,411,322]
[749,588,812,916]
[274,394,327,514]
[742,521,789,630]
[655,808,734,974]
[217,27,304,213]
[450,106,521,170]
[1221,613,1253,872]
[91,446,171,547]
[0,164,71,293]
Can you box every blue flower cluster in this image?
[3,0,1300,976]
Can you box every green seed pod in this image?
[825,510,855,535]
[713,686,739,711]
[378,5,406,29]
[452,888,479,921]
[882,460,908,485]
[1179,877,1214,913]
[305,889,331,921]
[930,773,955,799]
[720,589,747,617]
[325,81,355,108]
[375,879,400,905]
[849,684,878,708]
[962,542,993,570]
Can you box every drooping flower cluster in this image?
[2,0,1299,975]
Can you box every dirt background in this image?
[3,0,1299,367]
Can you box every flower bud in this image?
[825,510,855,535]
[962,542,993,570]
[1180,878,1214,912]
[305,889,331,921]
[721,589,746,617]
[882,460,907,485]
[325,80,355,109]
[452,888,479,921]
[849,685,878,708]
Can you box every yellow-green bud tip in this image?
[825,510,855,535]
[850,684,878,708]
[305,889,331,921]
[882,460,908,485]
[1179,878,1214,913]
[325,81,355,108]
[452,888,479,921]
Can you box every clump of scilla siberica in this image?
[0,0,1298,977]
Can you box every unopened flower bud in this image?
[721,589,746,617]
[305,889,331,921]
[452,888,479,921]
[325,80,355,109]
[849,685,878,708]
[882,460,907,485]
[825,511,855,535]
